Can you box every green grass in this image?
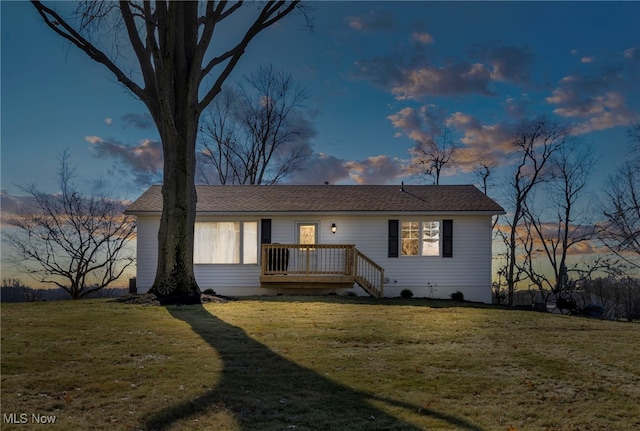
[2,296,639,430]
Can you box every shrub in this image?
[400,289,414,299]
[450,291,464,302]
[202,288,217,296]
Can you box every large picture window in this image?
[401,221,440,256]
[194,221,258,264]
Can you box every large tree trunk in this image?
[148,2,202,304]
[152,125,201,304]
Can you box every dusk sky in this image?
[2,1,639,203]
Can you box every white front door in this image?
[297,222,318,245]
[295,222,318,272]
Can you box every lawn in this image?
[1,296,639,430]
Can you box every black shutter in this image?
[261,219,272,244]
[443,219,453,258]
[388,220,399,258]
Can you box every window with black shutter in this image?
[443,219,453,258]
[261,219,272,244]
[388,220,399,258]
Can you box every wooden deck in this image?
[260,244,384,297]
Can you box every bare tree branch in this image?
[601,124,640,274]
[3,151,136,299]
[496,116,569,305]
[410,125,456,185]
[198,65,314,185]
[31,1,145,100]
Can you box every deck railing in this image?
[354,248,385,299]
[260,244,383,297]
[261,244,354,276]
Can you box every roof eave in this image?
[125,209,505,217]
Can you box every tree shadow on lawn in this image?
[144,304,486,431]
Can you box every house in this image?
[125,184,505,303]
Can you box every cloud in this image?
[470,43,534,85]
[365,60,493,99]
[1,189,132,230]
[624,47,639,61]
[391,62,493,99]
[121,112,155,130]
[0,190,35,226]
[387,105,447,142]
[287,153,408,185]
[286,153,351,185]
[581,57,595,64]
[346,9,394,33]
[353,42,537,100]
[411,32,434,45]
[345,155,407,185]
[447,112,515,172]
[352,57,405,91]
[548,83,636,133]
[503,96,530,119]
[105,117,113,125]
[546,48,640,133]
[388,107,516,174]
[87,136,163,185]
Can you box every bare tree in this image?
[410,125,456,185]
[198,65,314,185]
[496,116,569,306]
[198,86,242,185]
[474,160,496,195]
[31,1,306,302]
[3,152,136,299]
[520,140,599,307]
[602,122,640,274]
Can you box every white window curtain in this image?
[194,223,216,264]
[194,222,240,264]
[194,221,257,264]
[243,221,258,264]
[421,221,440,256]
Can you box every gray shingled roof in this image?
[126,185,505,214]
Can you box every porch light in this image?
[331,223,337,234]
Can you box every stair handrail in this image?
[354,249,384,298]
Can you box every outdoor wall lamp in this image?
[331,223,337,234]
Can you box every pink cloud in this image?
[88,136,163,185]
[391,62,493,100]
[345,155,407,184]
[347,9,394,33]
[411,32,434,45]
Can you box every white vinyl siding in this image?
[134,217,159,293]
[132,214,494,302]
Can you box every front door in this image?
[295,222,318,272]
[297,222,318,246]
